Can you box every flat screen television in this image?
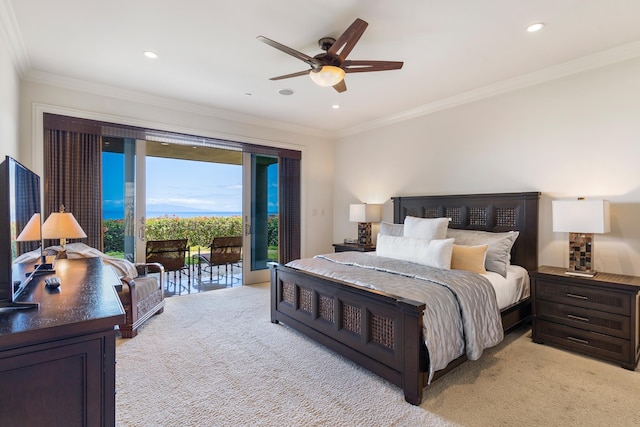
[0,156,41,310]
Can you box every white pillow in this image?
[446,229,519,277]
[403,216,449,241]
[379,221,404,237]
[376,234,454,269]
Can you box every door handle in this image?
[244,216,251,236]
[139,217,146,241]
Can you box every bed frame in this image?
[270,192,540,405]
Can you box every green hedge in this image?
[103,215,278,252]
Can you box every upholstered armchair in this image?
[117,262,166,338]
[17,243,166,338]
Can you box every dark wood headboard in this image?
[392,192,540,272]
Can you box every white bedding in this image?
[485,264,530,310]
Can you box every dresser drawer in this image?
[535,279,631,315]
[536,300,630,339]
[535,319,631,364]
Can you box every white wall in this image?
[334,58,640,276]
[19,80,335,258]
[0,31,20,159]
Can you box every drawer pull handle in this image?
[566,293,588,300]
[567,336,589,345]
[567,314,590,322]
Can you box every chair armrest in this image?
[140,262,164,275]
[120,276,136,288]
[134,262,164,291]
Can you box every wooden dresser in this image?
[0,257,125,426]
[531,265,640,370]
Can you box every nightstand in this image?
[531,266,640,370]
[332,243,376,253]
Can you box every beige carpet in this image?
[116,283,640,427]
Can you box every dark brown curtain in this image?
[44,128,103,250]
[279,156,301,263]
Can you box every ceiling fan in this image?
[257,18,403,93]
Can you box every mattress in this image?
[485,264,530,310]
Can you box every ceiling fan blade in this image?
[257,36,321,68]
[333,80,347,93]
[327,18,368,61]
[269,70,310,81]
[343,60,404,73]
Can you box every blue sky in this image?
[145,157,242,213]
[103,154,276,218]
[103,154,242,216]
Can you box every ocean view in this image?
[103,210,242,220]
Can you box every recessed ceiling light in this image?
[526,23,545,33]
[332,105,340,109]
[143,51,158,59]
[278,89,294,96]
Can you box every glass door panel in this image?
[242,153,278,284]
[101,138,146,263]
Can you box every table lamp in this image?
[42,205,87,259]
[349,203,381,246]
[552,198,610,277]
[16,212,55,274]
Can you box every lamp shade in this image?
[552,199,610,234]
[16,213,42,242]
[309,66,345,87]
[349,204,381,223]
[42,212,87,239]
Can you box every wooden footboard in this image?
[271,264,427,405]
[271,191,538,405]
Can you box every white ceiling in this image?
[4,0,640,135]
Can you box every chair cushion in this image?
[132,276,160,301]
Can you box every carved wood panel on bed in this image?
[271,191,540,405]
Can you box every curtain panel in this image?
[44,129,103,250]
[278,157,301,263]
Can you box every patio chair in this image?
[146,238,191,295]
[194,236,242,286]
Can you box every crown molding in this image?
[0,0,30,74]
[22,69,333,140]
[337,40,640,138]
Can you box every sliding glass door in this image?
[242,153,278,284]
[101,137,146,262]
[103,139,285,286]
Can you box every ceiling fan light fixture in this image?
[309,66,345,87]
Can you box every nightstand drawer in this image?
[536,300,630,339]
[535,279,631,315]
[535,319,631,364]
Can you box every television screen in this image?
[0,156,41,309]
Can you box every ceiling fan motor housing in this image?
[318,37,336,51]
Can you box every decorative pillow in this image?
[450,244,488,274]
[379,221,404,237]
[376,234,454,269]
[403,216,449,241]
[446,229,519,277]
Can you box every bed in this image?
[270,192,539,405]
